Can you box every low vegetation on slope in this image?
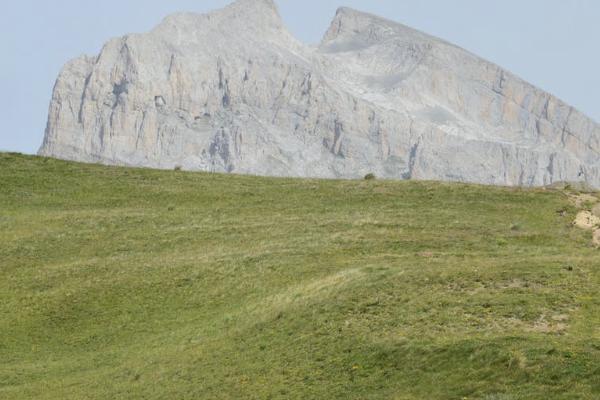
[0,153,599,399]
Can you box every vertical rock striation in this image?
[40,0,600,187]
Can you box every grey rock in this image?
[39,0,600,187]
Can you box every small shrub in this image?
[582,201,596,211]
[364,173,376,181]
[174,165,182,171]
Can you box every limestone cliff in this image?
[40,0,600,187]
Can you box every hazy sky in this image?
[1,0,599,154]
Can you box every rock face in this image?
[40,0,600,187]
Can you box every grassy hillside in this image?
[1,152,599,399]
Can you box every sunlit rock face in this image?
[40,0,600,187]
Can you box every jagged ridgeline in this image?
[40,0,600,187]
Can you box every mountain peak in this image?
[155,0,284,41]
[219,0,283,32]
[229,0,278,12]
[323,6,393,45]
[322,6,431,47]
[335,6,368,17]
[41,0,600,189]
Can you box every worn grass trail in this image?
[0,153,599,399]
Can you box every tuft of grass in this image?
[510,223,522,232]
[0,153,599,399]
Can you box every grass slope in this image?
[0,153,599,399]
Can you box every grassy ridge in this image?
[0,152,599,399]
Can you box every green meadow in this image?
[1,152,598,399]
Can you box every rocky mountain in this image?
[39,0,600,187]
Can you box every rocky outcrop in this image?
[39,0,600,187]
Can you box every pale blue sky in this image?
[1,0,599,154]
